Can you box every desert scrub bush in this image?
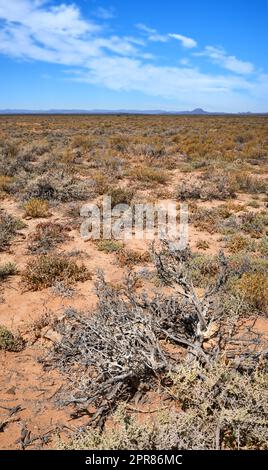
[0,175,13,196]
[191,205,232,234]
[42,249,230,418]
[177,172,237,201]
[110,135,130,153]
[0,325,24,352]
[59,408,195,450]
[92,172,109,195]
[2,141,18,160]
[227,252,268,279]
[71,135,93,151]
[22,254,91,291]
[117,249,151,267]
[240,211,268,238]
[186,254,220,287]
[96,240,124,253]
[0,213,26,251]
[226,234,256,253]
[25,173,90,202]
[107,187,134,209]
[45,244,268,446]
[247,199,260,209]
[0,262,17,281]
[23,198,50,218]
[196,240,210,250]
[259,237,268,256]
[60,369,268,450]
[169,362,268,450]
[234,172,267,194]
[231,272,268,312]
[130,166,168,185]
[28,222,70,254]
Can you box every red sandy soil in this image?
[0,171,267,449]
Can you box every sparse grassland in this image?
[0,114,267,450]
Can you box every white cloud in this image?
[0,1,97,36]
[135,23,169,42]
[169,33,197,48]
[94,7,115,20]
[73,57,252,97]
[195,46,255,74]
[0,0,266,111]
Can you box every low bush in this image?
[22,254,91,291]
[191,205,232,234]
[131,166,168,185]
[240,211,268,238]
[23,198,50,218]
[177,172,237,201]
[232,272,268,312]
[196,240,210,250]
[226,234,256,253]
[259,237,268,256]
[0,325,24,352]
[235,172,267,193]
[117,249,150,267]
[0,262,17,280]
[62,363,268,450]
[107,187,134,209]
[110,135,130,153]
[0,213,26,251]
[96,240,124,253]
[28,222,69,253]
[49,244,268,450]
[25,173,90,202]
[0,175,13,195]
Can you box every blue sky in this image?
[0,0,267,111]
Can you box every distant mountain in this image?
[0,108,209,114]
[0,108,267,115]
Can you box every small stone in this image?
[42,328,62,343]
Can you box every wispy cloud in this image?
[94,7,115,20]
[169,33,197,48]
[195,46,255,74]
[0,0,265,111]
[136,23,197,48]
[135,23,168,42]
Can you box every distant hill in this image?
[0,108,267,115]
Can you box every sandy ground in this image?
[0,167,267,449]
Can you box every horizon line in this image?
[0,108,267,115]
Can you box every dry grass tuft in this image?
[22,254,91,291]
[23,198,50,218]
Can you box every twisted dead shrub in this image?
[44,243,267,444]
[61,363,268,450]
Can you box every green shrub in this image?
[22,255,91,291]
[0,213,26,251]
[0,262,17,280]
[107,187,134,209]
[96,240,123,253]
[226,234,256,253]
[0,325,24,352]
[232,272,268,312]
